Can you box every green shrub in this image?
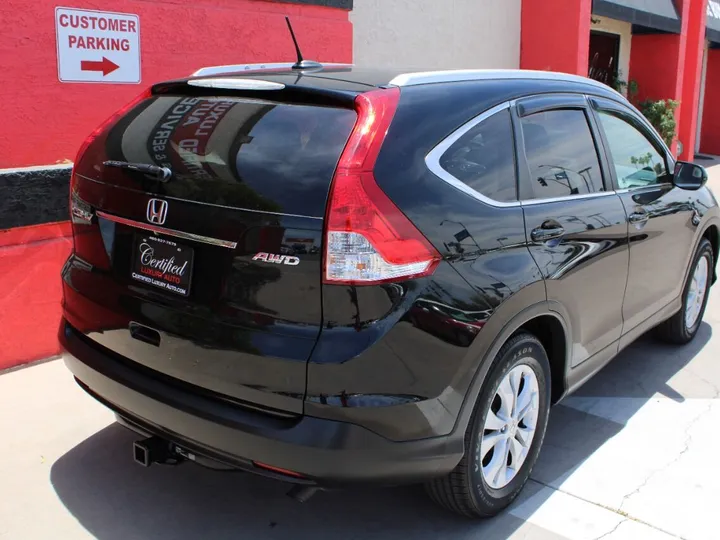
[598,73,678,147]
[638,99,679,147]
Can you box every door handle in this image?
[628,211,649,224]
[530,225,565,243]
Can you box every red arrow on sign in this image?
[80,57,119,76]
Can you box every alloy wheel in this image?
[479,364,540,490]
[685,255,709,330]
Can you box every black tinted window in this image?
[108,97,356,217]
[439,109,517,202]
[521,109,604,200]
[597,111,668,189]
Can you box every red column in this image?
[700,49,720,155]
[677,0,708,160]
[629,34,686,106]
[629,0,707,159]
[521,0,592,75]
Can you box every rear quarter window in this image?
[437,108,517,203]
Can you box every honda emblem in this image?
[146,199,168,225]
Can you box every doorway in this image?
[589,31,621,87]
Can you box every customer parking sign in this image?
[55,7,141,84]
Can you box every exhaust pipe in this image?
[133,436,182,467]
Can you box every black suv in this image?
[60,64,719,517]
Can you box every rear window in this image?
[106,96,357,217]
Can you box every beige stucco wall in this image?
[350,0,521,69]
[590,16,632,83]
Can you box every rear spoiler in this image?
[191,62,354,78]
[151,74,359,109]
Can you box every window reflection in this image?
[521,109,604,199]
[111,96,356,216]
[597,111,668,189]
[439,109,517,202]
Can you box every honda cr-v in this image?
[60,62,719,517]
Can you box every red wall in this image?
[521,0,592,75]
[700,49,720,155]
[521,0,708,162]
[0,0,352,169]
[0,223,73,370]
[628,0,711,160]
[629,35,686,105]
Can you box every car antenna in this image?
[285,17,323,71]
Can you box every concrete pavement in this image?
[2,161,720,539]
[2,353,695,540]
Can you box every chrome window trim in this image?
[192,62,353,78]
[426,98,629,208]
[614,182,673,195]
[520,191,617,206]
[389,69,624,98]
[425,101,521,208]
[96,211,238,249]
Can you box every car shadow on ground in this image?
[50,323,711,540]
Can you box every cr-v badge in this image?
[146,199,168,225]
[252,252,300,266]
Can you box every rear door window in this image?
[520,109,605,200]
[437,108,517,202]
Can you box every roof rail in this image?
[192,62,353,78]
[388,69,623,97]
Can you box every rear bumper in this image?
[59,319,463,486]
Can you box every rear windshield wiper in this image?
[103,160,172,182]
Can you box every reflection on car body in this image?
[408,298,490,347]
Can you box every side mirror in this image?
[673,161,708,190]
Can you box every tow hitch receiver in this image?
[133,436,183,467]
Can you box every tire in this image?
[656,238,713,345]
[425,332,551,518]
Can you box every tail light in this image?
[323,87,441,285]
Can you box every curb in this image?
[1,164,73,371]
[0,355,62,376]
[0,164,72,229]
